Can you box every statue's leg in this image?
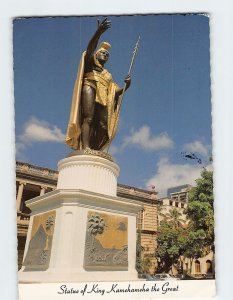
[95,103,108,150]
[81,85,96,149]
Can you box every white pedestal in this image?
[57,155,119,196]
[18,154,142,283]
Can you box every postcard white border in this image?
[0,1,232,299]
[19,280,216,300]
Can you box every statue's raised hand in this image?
[98,18,111,34]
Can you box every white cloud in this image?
[16,116,65,157]
[146,157,212,197]
[123,125,174,151]
[183,140,210,157]
[108,144,119,156]
[19,117,65,144]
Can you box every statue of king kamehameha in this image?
[65,18,131,151]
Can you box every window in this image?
[137,210,144,230]
[180,195,186,201]
[206,260,213,273]
[195,260,201,273]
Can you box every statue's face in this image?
[96,50,109,64]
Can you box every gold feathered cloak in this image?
[65,52,121,151]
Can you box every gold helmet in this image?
[96,41,111,54]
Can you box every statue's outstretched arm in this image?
[86,18,111,59]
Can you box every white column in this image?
[57,155,119,196]
[40,186,47,196]
[16,181,26,212]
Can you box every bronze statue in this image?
[65,18,131,151]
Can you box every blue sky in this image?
[13,14,212,196]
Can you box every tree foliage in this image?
[155,169,214,273]
[136,229,152,274]
[165,207,185,228]
[136,229,144,273]
[185,169,214,255]
[188,169,213,207]
[155,222,187,273]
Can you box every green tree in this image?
[155,223,188,273]
[141,256,152,274]
[157,204,169,224]
[136,229,145,273]
[185,169,214,255]
[166,207,186,228]
[183,229,207,274]
[155,169,214,274]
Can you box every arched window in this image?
[195,260,201,273]
[206,260,213,273]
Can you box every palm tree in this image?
[44,216,55,250]
[166,208,186,228]
[88,215,106,235]
[88,215,106,249]
[157,204,169,225]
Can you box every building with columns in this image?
[16,161,158,273]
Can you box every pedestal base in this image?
[19,155,142,283]
[18,189,141,283]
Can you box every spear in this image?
[120,35,140,105]
[107,36,140,153]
